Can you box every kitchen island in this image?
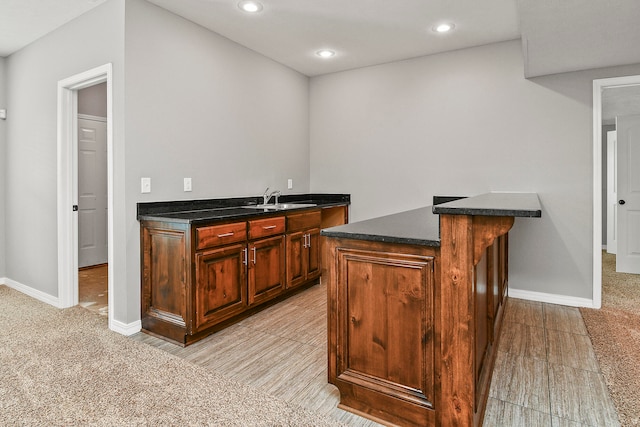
[321,193,541,427]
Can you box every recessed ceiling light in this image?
[433,23,455,33]
[316,49,336,58]
[238,1,263,13]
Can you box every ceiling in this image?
[144,0,520,76]
[0,0,108,58]
[1,0,640,77]
[518,0,640,78]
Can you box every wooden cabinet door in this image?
[248,235,286,305]
[286,231,306,289]
[334,248,436,409]
[141,225,188,331]
[305,228,321,281]
[195,243,247,331]
[286,228,321,288]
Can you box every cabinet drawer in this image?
[249,216,285,239]
[287,210,321,232]
[196,222,247,250]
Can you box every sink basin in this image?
[242,203,317,210]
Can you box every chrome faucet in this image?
[262,187,281,205]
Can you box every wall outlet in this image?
[141,177,151,193]
[287,178,293,189]
[184,177,192,192]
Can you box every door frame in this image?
[606,129,617,254]
[592,74,640,309]
[57,63,114,328]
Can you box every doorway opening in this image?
[57,64,114,329]
[593,74,640,309]
[77,83,108,316]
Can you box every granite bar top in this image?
[320,206,441,247]
[137,193,350,224]
[321,193,541,247]
[432,192,541,217]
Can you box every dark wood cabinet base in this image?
[140,204,349,346]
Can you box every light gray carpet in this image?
[580,252,640,427]
[0,285,345,426]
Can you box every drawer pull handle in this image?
[217,232,235,238]
[262,225,277,230]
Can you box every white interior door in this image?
[607,130,617,254]
[616,114,640,274]
[78,116,108,268]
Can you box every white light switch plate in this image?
[287,179,293,189]
[184,178,192,192]
[141,177,151,193]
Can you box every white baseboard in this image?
[2,276,141,336]
[509,287,595,308]
[3,277,61,307]
[110,318,142,336]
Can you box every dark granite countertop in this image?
[137,194,350,225]
[432,192,541,217]
[320,206,441,247]
[321,193,541,247]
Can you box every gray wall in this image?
[78,82,107,117]
[4,0,126,300]
[3,0,310,326]
[122,0,310,322]
[309,40,640,301]
[0,57,6,277]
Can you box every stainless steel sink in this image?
[242,203,317,210]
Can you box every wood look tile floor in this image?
[78,264,108,316]
[485,299,620,427]
[130,284,620,426]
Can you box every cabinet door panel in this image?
[195,243,247,330]
[306,228,321,280]
[143,227,187,326]
[337,248,435,407]
[475,250,490,392]
[286,231,305,289]
[249,236,285,305]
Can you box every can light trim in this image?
[238,1,263,13]
[433,23,455,33]
[316,49,336,58]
